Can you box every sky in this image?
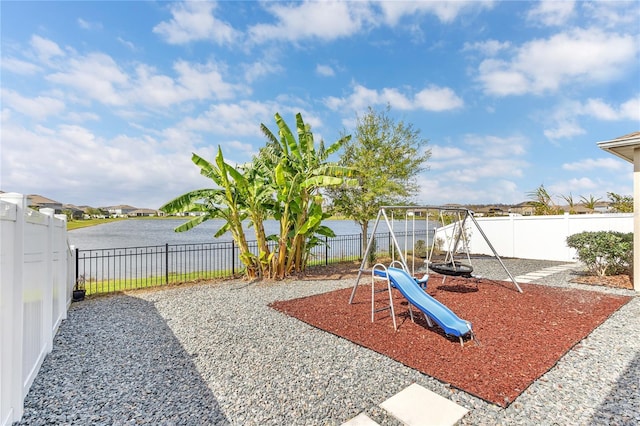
[1,0,639,209]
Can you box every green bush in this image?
[412,239,428,258]
[566,231,633,276]
[367,236,378,266]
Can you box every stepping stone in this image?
[379,383,468,426]
[341,412,380,426]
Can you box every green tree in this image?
[607,192,633,213]
[527,185,563,215]
[327,106,431,256]
[560,193,576,214]
[580,194,602,212]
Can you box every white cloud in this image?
[562,157,626,172]
[316,64,335,77]
[462,39,511,56]
[117,37,136,51]
[0,115,205,207]
[583,1,640,30]
[77,18,103,31]
[1,88,65,120]
[243,60,283,83]
[153,1,237,45]
[47,52,129,106]
[44,50,245,109]
[428,134,529,185]
[526,0,575,26]
[414,86,464,111]
[582,96,640,121]
[431,145,465,161]
[325,84,463,112]
[178,101,278,136]
[1,57,41,75]
[248,1,373,43]
[478,28,638,96]
[416,176,522,205]
[30,35,65,63]
[620,97,640,120]
[379,1,495,25]
[544,96,639,140]
[543,120,585,140]
[548,177,598,197]
[464,134,527,157]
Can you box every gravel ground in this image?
[16,259,638,425]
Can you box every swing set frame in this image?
[349,205,522,304]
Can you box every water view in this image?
[68,218,437,250]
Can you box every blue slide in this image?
[375,267,473,338]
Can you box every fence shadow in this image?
[17,295,229,425]
[590,351,640,424]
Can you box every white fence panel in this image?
[0,194,75,426]
[0,200,19,426]
[458,213,633,261]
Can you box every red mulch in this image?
[270,276,631,407]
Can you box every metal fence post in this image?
[231,241,235,276]
[325,236,329,265]
[165,243,169,285]
[75,247,79,284]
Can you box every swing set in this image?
[348,206,521,345]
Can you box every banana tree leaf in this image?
[159,189,222,213]
[315,225,336,238]
[213,221,231,238]
[173,214,211,233]
[300,175,343,188]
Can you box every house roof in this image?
[27,194,62,205]
[597,131,640,163]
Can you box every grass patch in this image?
[84,269,234,295]
[67,217,127,231]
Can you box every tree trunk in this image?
[361,220,369,267]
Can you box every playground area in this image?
[14,207,637,424]
[271,273,631,407]
[16,257,638,425]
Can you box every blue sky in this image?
[1,1,638,209]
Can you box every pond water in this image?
[68,218,437,250]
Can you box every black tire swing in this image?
[427,209,474,279]
[428,261,473,278]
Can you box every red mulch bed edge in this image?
[270,277,631,407]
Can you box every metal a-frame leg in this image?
[371,265,397,330]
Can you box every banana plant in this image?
[260,112,355,278]
[160,148,260,279]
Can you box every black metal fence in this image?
[76,230,433,295]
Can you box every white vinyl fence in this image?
[1,193,75,426]
[436,212,633,262]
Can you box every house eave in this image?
[597,133,640,164]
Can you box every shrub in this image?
[566,231,633,276]
[367,236,378,266]
[413,239,428,258]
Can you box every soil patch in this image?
[270,277,631,407]
[571,273,633,290]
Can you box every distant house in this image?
[474,206,508,217]
[128,208,160,217]
[27,194,63,213]
[78,205,108,218]
[62,204,85,220]
[105,205,137,217]
[593,202,612,214]
[175,211,206,217]
[510,202,535,216]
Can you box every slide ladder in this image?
[372,264,474,346]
